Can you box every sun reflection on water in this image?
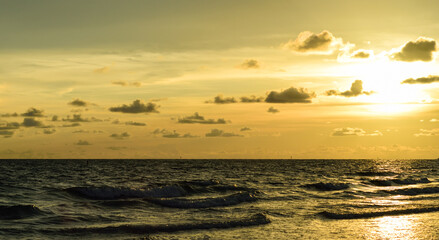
[367,215,419,240]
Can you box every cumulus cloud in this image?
[390,37,437,62]
[112,81,142,87]
[21,118,43,127]
[326,80,373,97]
[351,50,371,59]
[283,30,343,54]
[267,106,279,113]
[69,99,88,107]
[110,132,130,139]
[401,75,439,84]
[21,108,44,117]
[125,121,146,126]
[240,95,264,103]
[109,100,159,114]
[152,128,197,138]
[63,114,89,122]
[265,87,316,103]
[414,129,439,137]
[239,59,260,69]
[240,127,251,131]
[332,127,383,137]
[0,122,20,130]
[52,115,58,121]
[178,112,227,124]
[205,129,243,137]
[76,140,91,145]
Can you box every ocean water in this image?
[1,159,439,239]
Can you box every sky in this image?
[1,0,439,159]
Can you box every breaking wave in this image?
[146,192,257,208]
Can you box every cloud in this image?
[62,123,81,127]
[22,118,43,127]
[430,119,439,123]
[414,129,439,137]
[52,115,58,121]
[390,37,437,62]
[112,81,142,87]
[283,30,343,54]
[401,75,439,84]
[326,80,373,97]
[178,112,227,124]
[1,113,18,117]
[153,128,197,138]
[0,130,14,137]
[0,122,20,130]
[110,132,130,139]
[76,140,91,145]
[351,50,371,59]
[125,121,146,126]
[63,114,89,122]
[265,87,316,103]
[240,127,251,131]
[239,59,260,69]
[205,129,243,137]
[43,129,56,134]
[69,99,88,107]
[240,95,264,103]
[209,95,237,104]
[332,127,383,137]
[21,108,44,117]
[267,106,279,113]
[94,66,110,73]
[109,100,159,113]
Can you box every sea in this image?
[1,159,439,239]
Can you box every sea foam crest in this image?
[66,185,187,200]
[146,192,257,208]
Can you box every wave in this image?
[66,185,188,200]
[356,171,396,176]
[382,186,439,196]
[302,182,349,191]
[145,192,257,208]
[369,178,430,186]
[0,204,44,220]
[320,207,439,219]
[43,213,270,235]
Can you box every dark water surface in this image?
[1,159,439,239]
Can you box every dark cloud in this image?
[265,87,316,103]
[267,106,279,113]
[0,130,14,137]
[401,75,439,84]
[332,128,382,137]
[391,37,437,62]
[112,81,142,87]
[240,95,264,103]
[69,99,88,107]
[62,123,81,127]
[1,113,18,117]
[63,114,89,122]
[352,51,370,59]
[152,128,197,138]
[21,117,43,127]
[178,112,227,124]
[0,122,20,130]
[240,127,251,131]
[283,30,340,53]
[125,121,146,126]
[76,140,91,145]
[43,129,56,134]
[205,129,243,137]
[109,100,159,113]
[239,59,260,69]
[52,115,58,121]
[21,108,44,117]
[110,132,130,139]
[209,95,237,104]
[326,80,373,97]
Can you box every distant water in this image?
[1,159,439,239]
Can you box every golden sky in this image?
[1,0,439,159]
